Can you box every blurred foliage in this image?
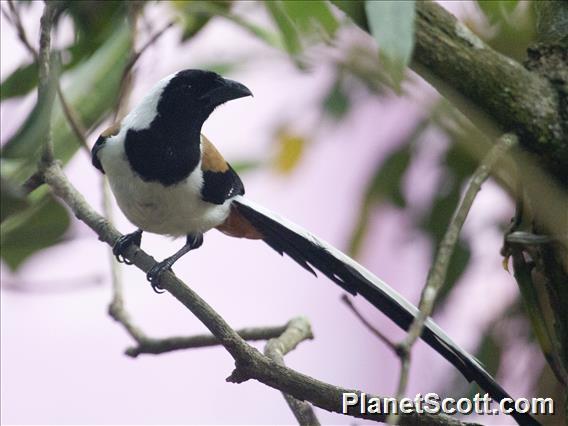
[273,129,306,174]
[472,0,536,61]
[364,0,415,90]
[1,2,133,269]
[0,1,130,101]
[348,121,420,257]
[322,76,351,120]
[0,177,29,222]
[0,62,38,101]
[0,0,555,397]
[1,190,70,270]
[172,0,231,41]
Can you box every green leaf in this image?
[367,145,411,208]
[323,78,350,120]
[65,0,129,50]
[171,0,232,41]
[0,62,38,101]
[418,142,476,303]
[175,1,280,49]
[196,60,242,76]
[0,24,132,268]
[1,193,70,270]
[280,0,339,39]
[432,240,471,312]
[265,1,303,57]
[1,75,56,160]
[348,119,430,256]
[2,23,133,184]
[477,0,519,24]
[0,176,29,222]
[232,160,262,174]
[224,14,281,48]
[273,130,306,173]
[331,0,368,30]
[364,0,416,89]
[0,2,129,101]
[348,143,411,256]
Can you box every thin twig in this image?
[264,317,320,426]
[22,171,45,194]
[114,19,175,120]
[56,81,91,153]
[401,134,518,347]
[127,324,291,357]
[341,294,397,352]
[1,4,14,25]
[388,134,518,424]
[37,1,57,166]
[125,20,175,77]
[7,0,39,61]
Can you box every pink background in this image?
[1,2,539,424]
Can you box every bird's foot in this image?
[146,261,173,293]
[113,230,142,265]
[145,234,203,294]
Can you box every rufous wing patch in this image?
[217,206,263,240]
[201,135,229,173]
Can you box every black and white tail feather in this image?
[233,196,538,426]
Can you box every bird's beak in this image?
[200,78,253,108]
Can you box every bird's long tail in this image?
[232,196,537,426]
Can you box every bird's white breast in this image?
[99,133,231,237]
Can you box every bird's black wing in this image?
[201,165,245,205]
[200,136,244,205]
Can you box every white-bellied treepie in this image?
[92,69,536,426]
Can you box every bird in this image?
[92,69,536,426]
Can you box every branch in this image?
[41,162,475,426]
[124,20,175,76]
[7,0,39,61]
[264,317,320,426]
[56,81,91,153]
[332,1,567,181]
[32,5,476,421]
[124,322,290,357]
[37,1,57,166]
[341,295,397,352]
[391,134,518,421]
[403,134,517,349]
[114,19,175,120]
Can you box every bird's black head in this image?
[157,69,252,125]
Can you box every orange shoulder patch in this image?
[201,135,229,173]
[101,123,121,138]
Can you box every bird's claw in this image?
[113,230,142,264]
[146,262,172,293]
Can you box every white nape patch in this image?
[234,195,487,372]
[121,72,177,131]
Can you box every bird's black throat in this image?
[124,114,204,187]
